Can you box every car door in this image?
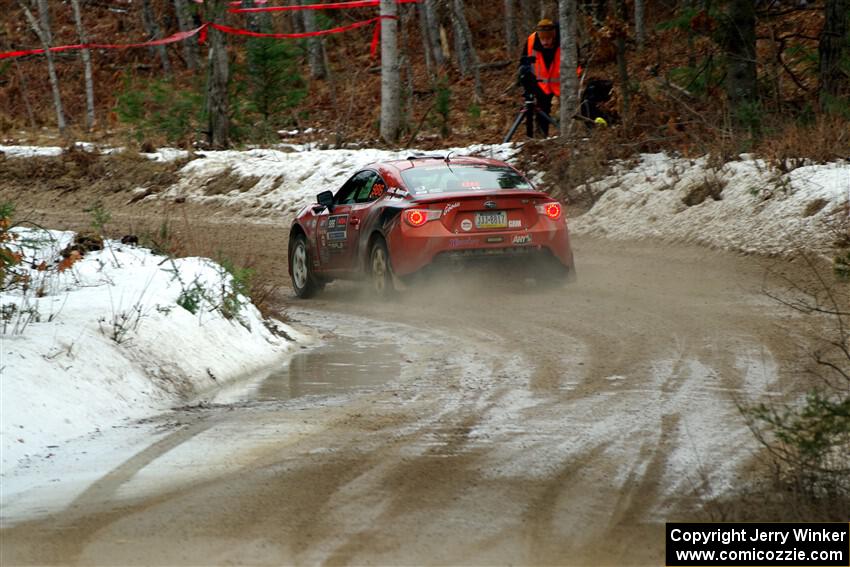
[316,171,369,272]
[346,171,388,270]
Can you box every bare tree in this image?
[301,0,327,79]
[17,0,65,135]
[504,0,517,53]
[521,1,538,34]
[449,0,484,100]
[635,0,646,49]
[614,0,631,118]
[141,0,172,76]
[1,31,36,128]
[418,3,436,77]
[205,0,229,148]
[380,0,401,143]
[422,0,446,68]
[173,0,200,71]
[70,0,95,130]
[36,0,51,44]
[819,0,850,109]
[559,0,579,136]
[722,0,758,128]
[241,0,271,32]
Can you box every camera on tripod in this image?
[518,55,540,99]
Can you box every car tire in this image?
[369,237,395,297]
[290,234,322,298]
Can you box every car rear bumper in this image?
[386,217,575,277]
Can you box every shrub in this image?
[116,74,204,145]
[177,280,205,315]
[746,255,850,507]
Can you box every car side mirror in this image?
[316,190,334,211]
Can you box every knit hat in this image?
[536,19,555,31]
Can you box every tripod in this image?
[503,91,560,143]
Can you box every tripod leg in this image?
[537,109,560,130]
[503,110,527,144]
[526,107,534,138]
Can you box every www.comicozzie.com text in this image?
[669,527,848,546]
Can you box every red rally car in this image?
[287,155,575,297]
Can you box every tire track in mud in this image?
[1,238,818,566]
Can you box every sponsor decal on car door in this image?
[317,206,353,269]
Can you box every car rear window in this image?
[400,164,533,195]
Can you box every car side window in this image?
[334,172,369,205]
[354,172,388,204]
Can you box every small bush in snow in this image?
[177,280,205,315]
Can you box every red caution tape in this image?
[209,15,394,39]
[0,25,207,60]
[230,0,419,14]
[0,10,400,60]
[370,18,381,58]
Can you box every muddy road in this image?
[1,224,820,565]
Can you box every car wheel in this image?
[369,238,395,296]
[290,234,322,298]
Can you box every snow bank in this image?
[571,154,850,256]
[0,229,301,470]
[160,144,518,218]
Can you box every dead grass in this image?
[759,115,850,172]
[137,209,287,320]
[682,174,726,207]
[203,168,261,196]
[0,148,187,196]
[516,128,632,214]
[803,198,829,218]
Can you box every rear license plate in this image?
[475,211,507,229]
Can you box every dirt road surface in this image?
[1,220,819,565]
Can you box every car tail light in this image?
[536,202,562,220]
[404,209,442,227]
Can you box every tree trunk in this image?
[615,0,630,119]
[301,0,327,79]
[205,0,229,148]
[635,0,645,49]
[36,0,51,44]
[559,0,579,136]
[521,0,538,34]
[418,3,436,76]
[70,0,95,131]
[1,31,37,128]
[723,0,758,127]
[241,0,271,33]
[400,5,415,132]
[18,0,65,135]
[450,0,484,100]
[504,0,517,53]
[141,0,172,76]
[380,0,401,143]
[173,0,199,71]
[423,0,446,67]
[819,0,850,109]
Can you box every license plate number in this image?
[475,211,507,229]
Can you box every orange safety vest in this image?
[527,32,560,96]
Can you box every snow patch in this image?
[1,229,302,471]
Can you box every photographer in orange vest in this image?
[522,19,560,136]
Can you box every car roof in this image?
[372,155,512,175]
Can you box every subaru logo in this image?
[484,201,497,209]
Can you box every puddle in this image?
[251,337,401,401]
